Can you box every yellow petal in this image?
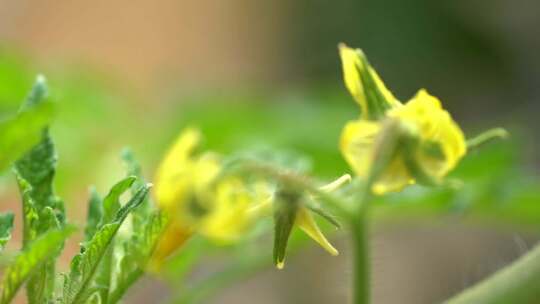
[372,158,414,195]
[154,128,202,209]
[148,221,193,272]
[295,207,339,256]
[339,43,367,111]
[198,178,251,242]
[388,89,466,178]
[340,119,381,179]
[339,43,401,119]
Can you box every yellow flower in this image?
[152,128,253,264]
[341,89,466,194]
[339,43,401,120]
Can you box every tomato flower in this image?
[339,44,466,194]
[152,128,253,263]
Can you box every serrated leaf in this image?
[121,148,152,228]
[84,187,103,243]
[63,183,151,304]
[14,175,39,247]
[0,226,75,304]
[108,212,166,304]
[11,76,66,304]
[0,213,14,251]
[113,183,151,223]
[101,176,136,224]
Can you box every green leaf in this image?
[84,187,103,243]
[101,176,136,225]
[18,75,48,111]
[14,175,39,247]
[113,183,151,223]
[0,226,75,304]
[113,211,167,297]
[63,183,151,304]
[104,150,163,304]
[0,101,54,172]
[0,213,14,251]
[121,148,152,228]
[11,76,66,304]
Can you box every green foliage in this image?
[4,75,66,304]
[101,176,136,225]
[0,213,14,251]
[84,187,103,242]
[121,148,152,229]
[109,151,166,303]
[111,210,167,303]
[0,57,538,304]
[0,226,75,304]
[63,182,150,304]
[0,101,54,173]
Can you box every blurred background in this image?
[1,0,539,303]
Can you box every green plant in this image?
[0,44,538,304]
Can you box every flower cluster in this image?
[152,128,346,268]
[152,43,473,269]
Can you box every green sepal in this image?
[356,51,394,120]
[272,189,300,269]
[303,200,341,229]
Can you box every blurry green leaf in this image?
[84,187,103,242]
[0,51,32,112]
[0,101,54,173]
[0,226,75,304]
[63,182,150,304]
[0,213,14,251]
[121,148,152,229]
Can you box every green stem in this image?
[466,128,508,151]
[444,242,540,304]
[351,211,369,304]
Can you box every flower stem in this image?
[444,241,540,304]
[351,212,369,304]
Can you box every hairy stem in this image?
[351,211,369,304]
